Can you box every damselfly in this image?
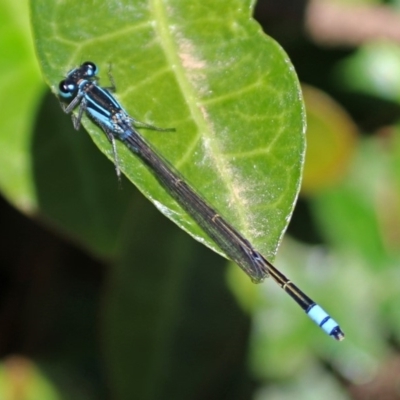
[58,61,345,341]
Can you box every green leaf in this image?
[31,0,305,261]
[313,139,389,266]
[0,0,44,212]
[0,357,62,400]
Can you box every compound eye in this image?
[58,79,77,98]
[82,61,98,77]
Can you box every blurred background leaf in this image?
[0,0,43,211]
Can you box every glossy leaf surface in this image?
[32,0,305,261]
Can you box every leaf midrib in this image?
[150,0,249,233]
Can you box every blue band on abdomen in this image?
[307,304,340,337]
